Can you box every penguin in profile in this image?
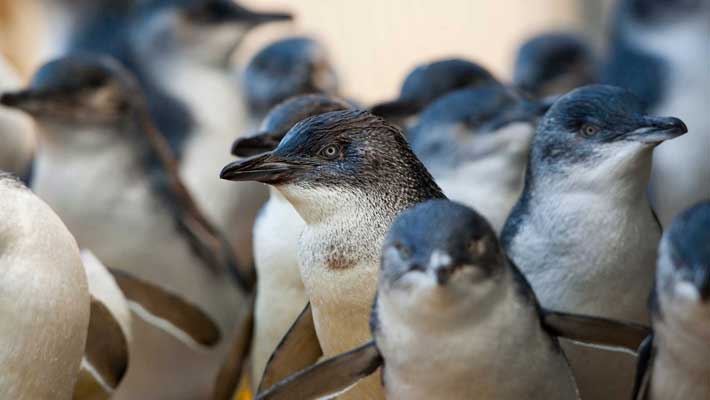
[65,0,294,267]
[633,201,710,400]
[370,58,497,126]
[242,37,340,122]
[256,200,650,400]
[502,84,687,400]
[222,110,446,399]
[408,85,545,231]
[513,32,598,98]
[1,55,248,400]
[230,94,351,388]
[603,0,710,225]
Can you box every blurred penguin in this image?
[513,32,598,98]
[634,201,710,400]
[1,55,247,400]
[63,0,294,267]
[371,58,498,127]
[603,0,710,226]
[242,36,340,121]
[408,85,544,231]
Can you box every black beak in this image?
[0,89,38,112]
[628,116,688,144]
[231,132,282,157]
[187,1,292,25]
[220,152,298,184]
[370,99,422,119]
[223,2,292,25]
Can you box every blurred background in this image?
[0,0,615,103]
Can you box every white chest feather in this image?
[251,191,307,382]
[510,189,659,322]
[375,281,578,400]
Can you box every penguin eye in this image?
[393,241,411,260]
[320,144,341,160]
[580,124,599,137]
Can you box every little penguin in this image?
[232,94,352,388]
[72,0,294,267]
[255,200,652,400]
[221,110,446,399]
[513,32,598,98]
[0,55,249,400]
[603,0,710,225]
[633,201,710,400]
[408,85,545,231]
[370,58,497,126]
[502,84,688,400]
[242,36,340,121]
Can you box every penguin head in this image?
[231,94,351,157]
[243,37,339,117]
[0,55,143,129]
[371,59,497,120]
[530,84,686,186]
[379,200,505,316]
[657,201,710,314]
[410,85,542,169]
[222,110,442,220]
[137,0,292,65]
[513,32,597,98]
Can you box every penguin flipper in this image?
[370,99,421,119]
[258,302,323,393]
[211,295,255,400]
[108,267,222,347]
[256,341,382,400]
[542,309,651,353]
[73,298,129,400]
[231,133,282,157]
[632,335,655,400]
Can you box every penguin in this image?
[370,58,497,126]
[0,54,36,182]
[603,0,710,225]
[501,84,688,400]
[513,32,598,98]
[408,85,545,231]
[230,94,352,388]
[0,172,129,400]
[64,0,293,267]
[255,200,651,400]
[242,37,340,122]
[0,55,249,400]
[221,110,446,399]
[633,201,710,400]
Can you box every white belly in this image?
[250,193,307,385]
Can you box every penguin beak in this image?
[370,99,422,119]
[627,116,688,144]
[186,1,292,25]
[0,89,44,114]
[220,152,301,184]
[231,131,282,157]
